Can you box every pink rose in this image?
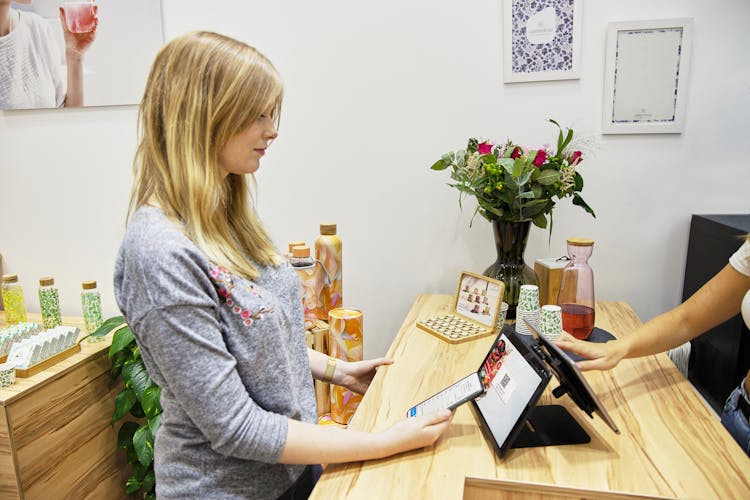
[510,146,522,159]
[533,150,547,167]
[569,151,582,164]
[478,141,493,155]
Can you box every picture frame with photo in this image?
[602,18,693,134]
[503,0,582,83]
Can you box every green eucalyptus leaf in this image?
[498,159,514,174]
[141,386,162,418]
[112,389,137,423]
[117,421,140,448]
[535,169,560,185]
[518,191,535,199]
[123,361,153,400]
[430,159,448,170]
[109,326,135,358]
[125,477,142,495]
[516,170,533,186]
[133,424,155,467]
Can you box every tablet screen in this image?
[406,372,483,417]
[472,327,551,457]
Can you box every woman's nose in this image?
[265,125,278,140]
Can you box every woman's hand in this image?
[555,331,629,371]
[380,410,453,453]
[336,357,394,395]
[59,6,98,59]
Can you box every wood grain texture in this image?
[0,312,126,499]
[0,405,21,498]
[310,296,750,500]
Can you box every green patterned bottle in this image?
[81,280,103,340]
[38,276,62,329]
[2,274,28,325]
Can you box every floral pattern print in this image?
[209,265,273,327]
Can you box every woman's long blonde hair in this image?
[129,31,284,280]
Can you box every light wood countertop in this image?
[310,296,750,499]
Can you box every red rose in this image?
[510,146,522,159]
[478,141,493,155]
[569,150,582,164]
[533,150,547,167]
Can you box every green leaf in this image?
[535,169,560,185]
[515,169,533,187]
[125,477,142,495]
[498,158,514,174]
[109,326,135,358]
[518,191,535,199]
[141,386,162,418]
[131,461,147,481]
[123,361,153,400]
[533,214,548,228]
[77,316,126,343]
[145,493,157,500]
[130,401,146,419]
[148,413,162,435]
[573,193,596,217]
[133,424,155,467]
[117,421,140,449]
[112,389,137,423]
[142,470,156,493]
[560,127,574,153]
[512,158,524,177]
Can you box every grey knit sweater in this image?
[114,206,317,499]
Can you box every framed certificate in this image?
[602,18,694,134]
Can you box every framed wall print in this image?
[503,0,582,83]
[602,18,693,134]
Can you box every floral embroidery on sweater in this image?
[209,265,273,326]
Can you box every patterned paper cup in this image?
[495,302,509,331]
[0,362,16,388]
[539,304,563,340]
[518,285,540,311]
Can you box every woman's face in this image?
[218,109,278,177]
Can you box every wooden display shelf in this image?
[0,312,126,499]
[15,343,82,378]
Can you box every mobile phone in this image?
[406,372,484,417]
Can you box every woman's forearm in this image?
[278,419,393,464]
[64,50,84,107]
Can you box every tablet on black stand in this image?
[470,323,619,458]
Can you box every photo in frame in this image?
[602,18,693,134]
[502,0,582,83]
[3,0,164,110]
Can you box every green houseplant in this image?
[83,316,161,499]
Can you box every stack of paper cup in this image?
[515,285,540,335]
[539,304,563,341]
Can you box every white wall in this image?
[1,0,748,358]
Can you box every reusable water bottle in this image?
[81,280,104,338]
[38,276,62,329]
[315,223,342,318]
[2,274,27,324]
[557,238,595,340]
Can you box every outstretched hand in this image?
[338,357,394,395]
[554,331,628,371]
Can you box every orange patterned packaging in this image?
[291,245,329,330]
[315,223,342,320]
[328,307,363,424]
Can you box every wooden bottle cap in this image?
[320,224,337,235]
[292,245,311,258]
[39,276,55,286]
[566,238,594,246]
[82,280,97,290]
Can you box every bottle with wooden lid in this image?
[315,223,342,318]
[290,245,315,268]
[557,238,595,340]
[1,274,27,324]
[81,280,104,338]
[38,276,62,329]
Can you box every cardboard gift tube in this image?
[311,320,331,416]
[328,308,363,425]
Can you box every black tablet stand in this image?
[510,338,591,449]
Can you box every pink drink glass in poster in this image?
[61,1,97,33]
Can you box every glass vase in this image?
[482,220,537,319]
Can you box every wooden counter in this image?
[0,312,125,500]
[311,296,750,499]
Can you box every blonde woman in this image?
[558,235,750,456]
[114,32,451,499]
